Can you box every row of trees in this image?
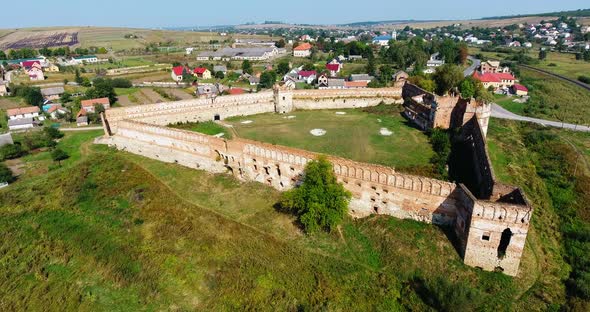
[0,46,108,60]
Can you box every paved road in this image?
[491,104,590,132]
[464,56,481,77]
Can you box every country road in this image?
[464,56,481,77]
[491,104,590,132]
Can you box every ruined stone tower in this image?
[273,84,293,114]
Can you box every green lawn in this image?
[169,121,231,139]
[225,106,435,173]
[518,68,590,123]
[493,94,526,115]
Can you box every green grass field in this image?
[518,68,590,123]
[224,106,435,173]
[170,121,231,139]
[0,125,573,310]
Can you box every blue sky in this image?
[1,0,587,28]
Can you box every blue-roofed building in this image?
[372,31,397,46]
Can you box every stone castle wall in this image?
[98,85,532,276]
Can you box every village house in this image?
[47,105,70,120]
[41,87,65,101]
[480,60,510,74]
[24,61,44,81]
[512,84,529,96]
[6,106,40,120]
[0,82,8,96]
[424,53,445,74]
[473,72,516,90]
[293,43,312,58]
[297,70,317,84]
[317,74,346,89]
[76,115,89,127]
[81,97,111,113]
[72,55,99,64]
[349,74,374,83]
[197,47,281,61]
[8,117,36,131]
[171,66,189,82]
[193,67,212,79]
[393,70,409,83]
[213,65,227,75]
[326,63,342,77]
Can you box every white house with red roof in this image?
[472,72,516,90]
[512,84,528,96]
[171,66,189,82]
[81,97,111,113]
[326,63,342,77]
[24,61,45,81]
[193,67,212,79]
[293,43,312,57]
[297,70,317,84]
[6,106,40,120]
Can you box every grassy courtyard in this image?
[225,106,435,173]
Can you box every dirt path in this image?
[140,88,166,103]
[117,95,133,107]
[165,88,193,100]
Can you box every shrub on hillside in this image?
[279,156,351,233]
[0,163,15,183]
[0,144,24,161]
[578,76,590,84]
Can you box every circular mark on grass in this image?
[335,112,347,115]
[241,120,253,124]
[380,128,393,136]
[310,129,327,136]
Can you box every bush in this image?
[0,144,24,160]
[280,156,351,233]
[429,129,451,179]
[111,78,133,88]
[0,163,15,183]
[578,76,590,84]
[44,127,65,140]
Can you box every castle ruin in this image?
[97,84,532,276]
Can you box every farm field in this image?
[224,105,435,173]
[516,68,590,124]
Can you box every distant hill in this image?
[482,8,590,20]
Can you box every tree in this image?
[366,54,376,76]
[258,71,277,89]
[459,78,476,99]
[0,50,6,60]
[86,78,116,104]
[214,71,225,79]
[539,49,547,60]
[275,39,286,48]
[277,61,290,75]
[51,148,69,166]
[44,127,64,140]
[0,163,15,184]
[242,60,253,75]
[14,85,44,107]
[433,64,464,96]
[378,65,393,85]
[60,92,72,103]
[74,69,83,84]
[280,156,351,233]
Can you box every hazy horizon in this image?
[0,1,588,29]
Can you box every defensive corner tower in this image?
[273,84,293,114]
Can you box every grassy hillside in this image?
[0,126,577,310]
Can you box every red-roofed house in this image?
[473,72,516,89]
[24,61,44,81]
[193,67,212,79]
[81,97,111,113]
[512,84,528,96]
[326,63,342,77]
[6,106,40,120]
[171,66,189,82]
[293,43,312,57]
[297,70,317,84]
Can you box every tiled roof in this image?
[298,70,316,78]
[294,43,312,51]
[326,63,340,71]
[172,66,185,76]
[193,67,209,74]
[513,84,528,92]
[473,72,516,83]
[6,106,40,116]
[81,97,110,108]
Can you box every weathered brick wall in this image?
[97,85,532,276]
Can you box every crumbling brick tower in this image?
[273,84,293,114]
[453,117,533,276]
